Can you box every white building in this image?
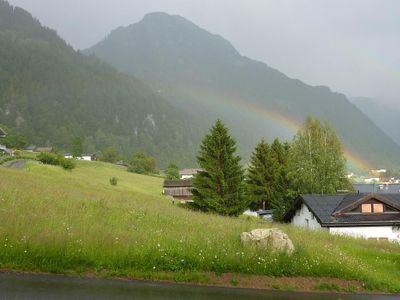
[284,193,400,242]
[179,168,202,179]
[64,153,97,161]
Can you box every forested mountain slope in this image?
[351,97,400,147]
[85,12,400,169]
[0,2,201,167]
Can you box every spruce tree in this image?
[246,139,275,210]
[246,138,294,220]
[269,139,295,221]
[191,120,246,216]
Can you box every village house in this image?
[64,153,97,161]
[163,179,193,202]
[34,147,53,153]
[0,127,12,156]
[0,127,6,138]
[179,168,202,179]
[284,193,400,242]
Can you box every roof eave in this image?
[321,221,400,227]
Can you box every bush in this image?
[109,177,118,186]
[37,152,75,170]
[37,152,60,165]
[59,157,76,170]
[128,152,156,174]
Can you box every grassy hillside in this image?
[0,161,399,292]
[85,12,400,169]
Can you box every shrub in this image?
[59,157,76,170]
[37,152,60,165]
[109,177,118,186]
[37,152,75,170]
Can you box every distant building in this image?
[34,147,53,153]
[179,168,202,179]
[0,127,6,138]
[354,183,400,194]
[243,209,274,221]
[0,129,12,156]
[371,169,387,174]
[25,145,36,152]
[364,178,380,184]
[0,144,12,156]
[284,193,400,242]
[163,179,193,202]
[64,153,97,161]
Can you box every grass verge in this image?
[0,160,399,293]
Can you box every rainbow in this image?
[177,84,373,171]
[231,97,373,171]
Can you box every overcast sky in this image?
[8,0,400,107]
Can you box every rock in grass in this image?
[240,228,294,255]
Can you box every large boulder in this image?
[240,228,295,255]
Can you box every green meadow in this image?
[0,160,399,292]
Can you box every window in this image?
[305,219,309,229]
[373,203,383,213]
[311,214,315,220]
[361,203,372,213]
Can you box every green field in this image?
[0,160,399,292]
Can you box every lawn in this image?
[0,160,399,292]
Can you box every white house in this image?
[179,168,202,179]
[64,153,97,161]
[284,193,400,242]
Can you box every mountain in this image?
[350,97,400,146]
[85,12,400,170]
[0,2,201,167]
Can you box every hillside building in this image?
[163,179,193,202]
[284,193,400,242]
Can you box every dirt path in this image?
[2,159,27,169]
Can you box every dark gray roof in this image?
[284,193,400,227]
[300,194,344,224]
[163,179,192,188]
[354,183,400,193]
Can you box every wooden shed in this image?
[163,179,193,202]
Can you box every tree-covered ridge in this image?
[0,1,201,167]
[85,12,400,169]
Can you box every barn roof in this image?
[179,168,202,176]
[163,179,193,188]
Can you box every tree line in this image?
[189,117,352,220]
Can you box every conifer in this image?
[191,120,246,216]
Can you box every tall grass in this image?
[0,161,399,292]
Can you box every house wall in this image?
[291,203,321,229]
[329,226,400,242]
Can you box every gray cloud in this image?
[7,0,400,106]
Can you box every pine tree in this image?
[290,116,351,194]
[246,138,294,220]
[166,161,180,180]
[268,139,295,221]
[191,120,246,216]
[246,139,275,210]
